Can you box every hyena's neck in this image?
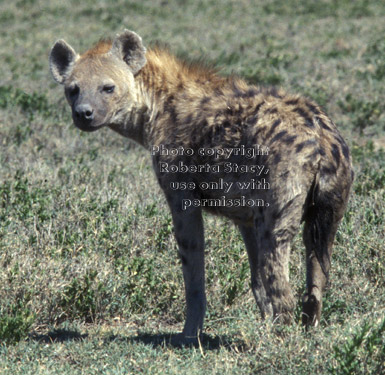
[132,48,228,149]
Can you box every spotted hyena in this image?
[49,30,353,342]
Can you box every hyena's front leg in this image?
[167,197,206,341]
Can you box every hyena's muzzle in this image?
[71,96,108,132]
[72,102,95,131]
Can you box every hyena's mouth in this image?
[72,117,106,132]
[72,111,107,132]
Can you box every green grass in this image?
[0,0,384,373]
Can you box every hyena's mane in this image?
[80,38,113,58]
[145,43,232,87]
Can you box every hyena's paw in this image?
[302,292,322,327]
[273,310,294,325]
[271,299,295,325]
[170,332,201,347]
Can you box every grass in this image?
[0,0,384,373]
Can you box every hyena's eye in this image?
[102,85,115,94]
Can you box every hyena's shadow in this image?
[29,329,88,343]
[29,329,247,351]
[111,332,248,351]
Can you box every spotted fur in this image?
[50,30,353,342]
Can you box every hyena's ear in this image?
[49,40,78,84]
[111,30,147,74]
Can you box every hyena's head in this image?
[49,30,146,132]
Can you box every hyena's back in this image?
[154,81,352,229]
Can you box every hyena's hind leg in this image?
[239,224,273,319]
[302,190,348,327]
[261,232,296,323]
[240,209,300,323]
[258,196,311,323]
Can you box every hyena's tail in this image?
[301,163,352,326]
[302,180,336,278]
[302,161,352,280]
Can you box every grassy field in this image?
[0,0,384,373]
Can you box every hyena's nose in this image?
[75,104,94,122]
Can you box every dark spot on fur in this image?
[185,114,193,124]
[307,148,321,160]
[265,87,283,99]
[191,134,198,145]
[254,126,267,138]
[306,102,321,115]
[200,119,208,128]
[273,153,281,164]
[266,119,282,138]
[305,118,314,128]
[214,87,223,97]
[294,107,314,128]
[222,119,231,128]
[242,87,258,98]
[213,125,226,141]
[164,95,177,123]
[341,142,350,160]
[247,114,258,126]
[234,86,258,98]
[255,101,265,113]
[200,96,211,105]
[319,148,326,156]
[265,107,278,115]
[321,165,337,175]
[268,274,276,284]
[294,107,307,118]
[283,135,297,145]
[335,134,345,145]
[285,98,299,106]
[247,88,258,97]
[271,130,288,143]
[317,117,333,132]
[295,139,317,153]
[272,199,295,221]
[331,143,340,166]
